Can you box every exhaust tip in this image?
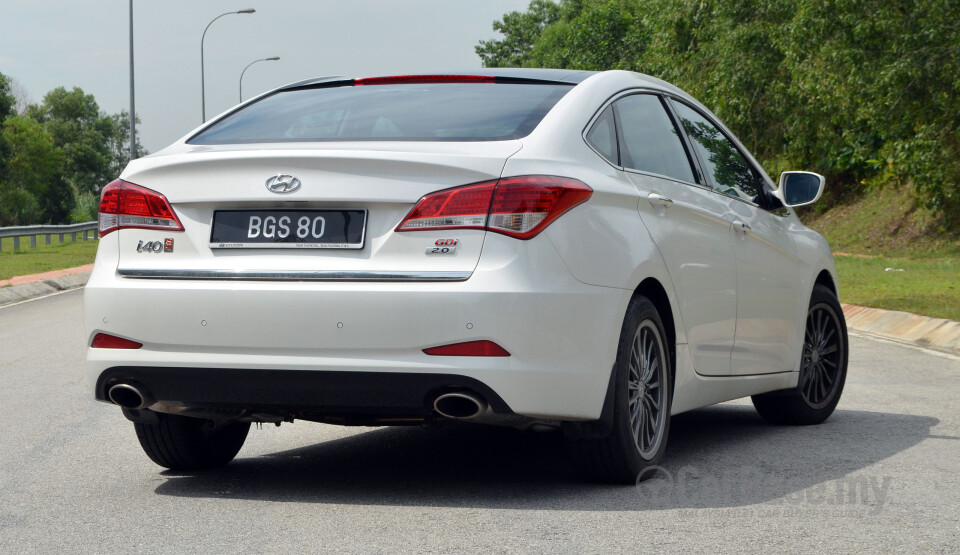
[108,383,153,410]
[433,392,487,420]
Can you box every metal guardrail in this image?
[0,222,99,251]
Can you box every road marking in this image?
[0,287,80,310]
[849,330,960,362]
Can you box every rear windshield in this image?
[188,82,574,144]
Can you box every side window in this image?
[585,106,618,165]
[671,101,761,202]
[614,94,696,183]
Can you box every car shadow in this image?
[153,404,939,511]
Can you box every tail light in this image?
[396,176,592,239]
[98,179,184,236]
[394,182,495,232]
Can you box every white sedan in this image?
[85,69,847,483]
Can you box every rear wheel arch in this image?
[632,277,676,384]
[566,292,673,482]
[562,277,675,441]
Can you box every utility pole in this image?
[128,0,136,161]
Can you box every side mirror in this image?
[778,171,825,207]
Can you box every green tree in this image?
[529,0,649,70]
[476,0,563,67]
[642,1,793,163]
[777,0,960,217]
[0,73,14,122]
[0,74,142,225]
[0,116,71,225]
[0,73,16,180]
[27,87,120,196]
[108,111,147,178]
[478,0,960,225]
[63,111,147,223]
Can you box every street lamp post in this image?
[201,8,255,122]
[128,0,136,161]
[240,57,280,102]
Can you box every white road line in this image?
[849,330,960,362]
[0,287,81,310]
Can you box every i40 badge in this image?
[137,239,174,253]
[426,238,458,255]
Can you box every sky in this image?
[0,0,530,153]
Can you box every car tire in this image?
[752,284,848,425]
[134,413,250,471]
[568,295,672,484]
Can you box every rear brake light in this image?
[98,179,183,236]
[395,182,495,231]
[396,176,592,239]
[423,340,510,357]
[354,75,496,86]
[91,333,143,349]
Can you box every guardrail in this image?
[0,222,99,252]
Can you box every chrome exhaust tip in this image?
[108,383,154,410]
[433,392,488,420]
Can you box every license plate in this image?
[209,210,367,249]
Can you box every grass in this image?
[802,184,960,321]
[800,184,960,258]
[834,255,960,321]
[0,235,99,282]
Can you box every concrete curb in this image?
[2,267,958,357]
[842,304,960,357]
[0,272,90,307]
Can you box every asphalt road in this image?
[1,289,958,552]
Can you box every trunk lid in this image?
[115,142,520,277]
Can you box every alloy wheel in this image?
[628,321,667,459]
[800,303,844,409]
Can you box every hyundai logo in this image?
[265,174,302,194]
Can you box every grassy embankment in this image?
[801,185,960,321]
[0,236,99,282]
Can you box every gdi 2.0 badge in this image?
[426,238,458,255]
[137,238,174,253]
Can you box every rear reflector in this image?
[396,176,592,239]
[98,179,183,236]
[91,333,143,349]
[354,75,496,86]
[423,340,510,357]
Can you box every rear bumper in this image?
[95,367,512,418]
[85,234,630,420]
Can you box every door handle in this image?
[647,193,674,208]
[732,219,752,233]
